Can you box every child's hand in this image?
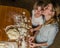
[30,28,34,32]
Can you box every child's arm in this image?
[33,25,42,31]
[30,25,42,36]
[33,19,54,36]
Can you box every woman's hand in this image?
[29,43,37,48]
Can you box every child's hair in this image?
[33,0,46,10]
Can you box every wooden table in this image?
[0,5,31,41]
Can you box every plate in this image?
[0,42,18,48]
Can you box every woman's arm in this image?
[36,43,48,46]
[29,42,48,48]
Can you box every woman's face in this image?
[34,6,43,16]
[43,3,55,17]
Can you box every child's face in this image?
[43,4,55,17]
[34,6,43,16]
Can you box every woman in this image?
[29,2,59,48]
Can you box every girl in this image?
[30,0,45,35]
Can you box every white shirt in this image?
[32,10,44,26]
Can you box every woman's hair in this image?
[53,4,60,22]
[51,2,60,23]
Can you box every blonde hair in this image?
[33,1,46,10]
[53,4,60,22]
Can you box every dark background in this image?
[0,0,60,12]
[0,0,60,48]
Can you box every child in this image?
[30,0,45,34]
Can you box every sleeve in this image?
[47,27,58,46]
[32,10,34,17]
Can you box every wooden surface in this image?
[0,5,31,41]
